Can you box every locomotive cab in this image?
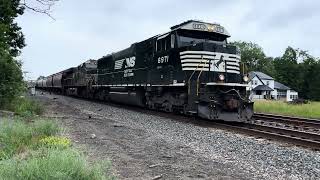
[167,20,253,122]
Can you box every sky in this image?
[17,0,320,80]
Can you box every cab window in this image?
[156,35,171,52]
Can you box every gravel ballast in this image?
[36,93,320,179]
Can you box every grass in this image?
[0,119,60,160]
[3,96,44,117]
[0,148,112,180]
[0,117,114,179]
[254,100,320,119]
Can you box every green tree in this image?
[0,0,25,57]
[274,46,320,100]
[1,0,59,108]
[0,48,24,107]
[231,41,275,76]
[0,0,25,107]
[307,62,320,100]
[273,47,299,90]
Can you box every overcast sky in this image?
[17,0,320,79]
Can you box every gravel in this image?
[37,93,320,180]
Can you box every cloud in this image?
[17,0,320,79]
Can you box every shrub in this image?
[0,119,33,160]
[32,119,60,137]
[0,117,113,179]
[0,119,59,160]
[0,148,113,180]
[7,96,44,117]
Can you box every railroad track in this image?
[228,113,320,150]
[211,122,320,150]
[42,93,320,150]
[181,113,320,150]
[253,113,320,130]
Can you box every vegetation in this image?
[3,96,44,117]
[254,100,320,119]
[0,118,113,179]
[0,148,112,180]
[231,41,275,77]
[0,118,60,160]
[232,41,320,101]
[0,48,25,108]
[0,0,25,108]
[1,2,113,179]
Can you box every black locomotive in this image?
[36,20,253,122]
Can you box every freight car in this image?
[36,20,253,122]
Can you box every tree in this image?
[273,47,299,90]
[20,0,59,19]
[0,48,24,107]
[0,0,58,108]
[0,0,25,57]
[274,46,320,100]
[307,62,320,100]
[231,41,275,76]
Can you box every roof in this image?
[252,85,274,91]
[274,81,290,90]
[169,20,230,37]
[249,71,274,80]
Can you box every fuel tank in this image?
[109,90,145,107]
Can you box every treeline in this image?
[0,0,25,107]
[232,41,320,101]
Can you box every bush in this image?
[0,119,33,160]
[0,119,59,160]
[33,119,60,137]
[3,96,44,117]
[0,117,113,179]
[0,148,113,180]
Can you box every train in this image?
[36,20,254,122]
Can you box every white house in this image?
[248,71,298,101]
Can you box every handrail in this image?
[196,56,207,96]
[187,55,205,95]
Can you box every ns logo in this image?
[125,56,135,68]
[114,56,136,70]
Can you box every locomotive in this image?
[36,20,253,122]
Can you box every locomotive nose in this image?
[225,98,240,110]
[198,100,253,122]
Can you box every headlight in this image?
[243,75,249,82]
[219,74,225,81]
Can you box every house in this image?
[248,71,298,101]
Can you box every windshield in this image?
[177,30,227,47]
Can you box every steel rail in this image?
[253,113,320,129]
[211,122,320,150]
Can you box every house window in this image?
[277,90,286,98]
[266,81,269,86]
[254,80,257,85]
